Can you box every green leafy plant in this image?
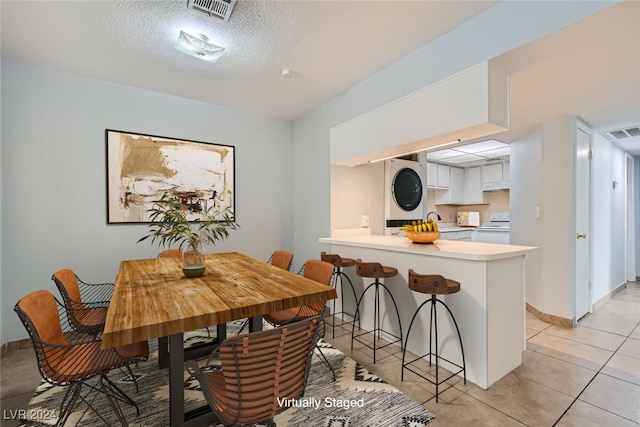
[137,192,238,250]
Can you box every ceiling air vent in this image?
[607,125,640,140]
[187,0,237,22]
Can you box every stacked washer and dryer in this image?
[384,158,424,236]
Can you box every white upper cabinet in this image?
[437,164,450,188]
[482,162,510,190]
[503,161,510,183]
[426,162,450,189]
[464,166,488,204]
[426,161,438,188]
[330,62,510,166]
[436,166,464,204]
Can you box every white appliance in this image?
[384,159,423,235]
[457,211,480,227]
[475,212,510,244]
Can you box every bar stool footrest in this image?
[353,329,402,351]
[325,312,358,327]
[402,353,465,387]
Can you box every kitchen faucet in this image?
[426,211,441,221]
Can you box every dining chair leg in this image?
[315,345,336,381]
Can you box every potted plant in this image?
[138,192,238,277]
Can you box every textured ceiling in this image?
[0,0,495,120]
[1,1,639,155]
[487,0,640,155]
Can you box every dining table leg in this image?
[249,315,263,332]
[169,332,221,427]
[169,332,185,427]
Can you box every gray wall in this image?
[1,61,293,343]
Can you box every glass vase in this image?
[182,243,206,277]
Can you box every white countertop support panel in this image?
[320,235,535,389]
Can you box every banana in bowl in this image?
[401,219,440,244]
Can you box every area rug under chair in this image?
[17,320,435,426]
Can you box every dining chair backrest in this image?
[52,269,112,335]
[269,250,293,271]
[185,317,320,426]
[16,290,68,349]
[302,259,334,286]
[158,248,183,258]
[300,259,334,315]
[52,269,84,310]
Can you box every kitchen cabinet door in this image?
[482,163,503,185]
[464,166,487,204]
[426,162,450,189]
[482,162,510,190]
[435,166,464,204]
[437,164,450,188]
[426,162,438,188]
[457,230,474,241]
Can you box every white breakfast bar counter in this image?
[319,233,537,389]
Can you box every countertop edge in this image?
[319,236,537,261]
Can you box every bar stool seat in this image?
[402,270,466,402]
[321,252,360,337]
[351,259,403,363]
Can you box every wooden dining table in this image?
[102,251,337,427]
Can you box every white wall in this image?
[510,127,544,307]
[509,117,575,320]
[512,122,631,319]
[636,156,640,276]
[330,163,384,235]
[1,61,294,344]
[292,1,616,271]
[591,132,630,303]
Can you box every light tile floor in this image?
[324,280,640,427]
[1,281,638,426]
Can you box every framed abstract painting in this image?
[106,129,235,224]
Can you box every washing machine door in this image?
[392,167,423,211]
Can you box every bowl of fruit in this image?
[401,219,440,244]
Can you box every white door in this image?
[575,127,591,320]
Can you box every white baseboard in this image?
[592,282,627,312]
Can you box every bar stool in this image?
[320,251,360,338]
[351,259,403,363]
[401,270,466,402]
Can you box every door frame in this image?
[574,120,592,322]
[626,153,637,282]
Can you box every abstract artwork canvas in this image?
[106,129,235,223]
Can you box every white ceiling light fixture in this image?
[426,139,510,164]
[175,30,225,63]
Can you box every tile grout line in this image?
[551,318,637,426]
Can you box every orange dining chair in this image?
[263,259,337,380]
[51,269,113,336]
[158,248,183,259]
[236,250,294,335]
[185,316,321,426]
[14,290,149,427]
[52,268,143,391]
[267,250,293,271]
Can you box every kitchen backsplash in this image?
[426,189,510,224]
